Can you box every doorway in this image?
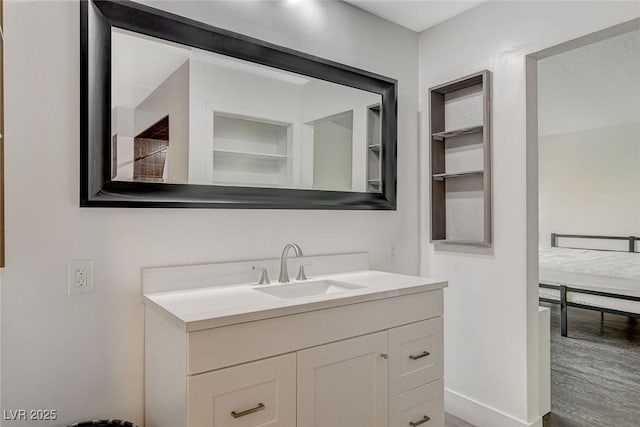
[528,19,640,427]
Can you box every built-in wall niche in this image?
[212,113,291,187]
[366,103,382,192]
[429,70,491,246]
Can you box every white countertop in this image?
[144,270,447,331]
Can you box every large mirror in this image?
[81,0,397,209]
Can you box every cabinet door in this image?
[188,353,296,427]
[389,379,444,427]
[297,331,388,427]
[389,318,443,396]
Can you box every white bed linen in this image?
[539,247,640,314]
[539,247,640,280]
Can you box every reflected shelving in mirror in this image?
[213,149,288,160]
[431,125,483,141]
[431,170,484,181]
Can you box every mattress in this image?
[539,247,640,314]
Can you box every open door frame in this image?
[525,16,640,420]
[0,0,5,267]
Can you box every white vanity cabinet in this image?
[390,380,445,427]
[297,331,389,427]
[144,269,446,427]
[188,353,297,427]
[389,318,444,396]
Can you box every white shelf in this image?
[432,170,483,181]
[213,149,287,160]
[214,137,283,150]
[367,179,381,191]
[367,104,382,192]
[432,239,491,247]
[432,125,483,141]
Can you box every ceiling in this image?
[344,0,485,32]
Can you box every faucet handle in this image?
[296,262,312,281]
[252,266,270,285]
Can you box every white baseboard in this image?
[445,388,542,427]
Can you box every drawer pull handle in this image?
[409,415,431,426]
[230,403,265,418]
[409,351,430,360]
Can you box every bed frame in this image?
[539,233,640,337]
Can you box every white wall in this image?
[539,122,640,248]
[537,29,640,248]
[112,107,135,181]
[300,80,379,191]
[419,2,639,427]
[312,118,353,191]
[2,1,419,426]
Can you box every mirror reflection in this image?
[111,28,383,193]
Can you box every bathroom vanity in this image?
[143,252,446,427]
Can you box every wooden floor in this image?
[542,303,640,427]
[445,304,639,427]
[445,413,475,427]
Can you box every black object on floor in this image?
[67,420,136,427]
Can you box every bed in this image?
[538,233,640,337]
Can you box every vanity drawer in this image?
[187,353,296,427]
[188,290,443,374]
[389,317,443,396]
[389,379,444,427]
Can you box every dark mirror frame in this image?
[80,0,397,209]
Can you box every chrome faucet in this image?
[279,242,303,283]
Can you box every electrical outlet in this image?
[68,260,94,295]
[388,245,397,263]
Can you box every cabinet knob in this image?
[380,353,389,359]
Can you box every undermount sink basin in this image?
[254,279,364,299]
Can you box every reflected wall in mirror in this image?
[81,0,396,209]
[111,29,382,193]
